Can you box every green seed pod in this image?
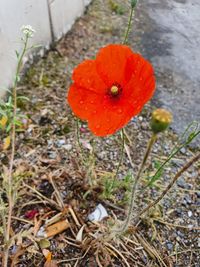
[151,108,173,134]
[131,0,138,8]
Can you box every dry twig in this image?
[135,152,200,221]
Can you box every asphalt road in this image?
[136,0,200,146]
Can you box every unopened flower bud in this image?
[151,108,172,134]
[131,0,138,8]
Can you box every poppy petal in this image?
[124,54,156,105]
[72,60,107,94]
[87,103,134,136]
[67,84,103,120]
[96,44,133,87]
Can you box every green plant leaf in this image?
[147,122,200,187]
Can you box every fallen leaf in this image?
[3,136,11,150]
[39,239,51,249]
[43,249,58,267]
[0,115,8,128]
[44,260,58,267]
[42,249,52,261]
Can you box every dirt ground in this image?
[0,0,200,266]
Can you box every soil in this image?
[0,0,200,266]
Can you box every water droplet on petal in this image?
[90,100,94,104]
[96,125,100,129]
[117,108,123,114]
[93,110,97,114]
[80,100,84,104]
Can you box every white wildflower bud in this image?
[21,25,35,38]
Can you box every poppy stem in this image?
[76,118,81,149]
[123,5,135,45]
[111,128,125,187]
[75,118,85,163]
[117,133,157,234]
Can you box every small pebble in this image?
[98,151,106,159]
[188,210,192,217]
[176,208,182,216]
[188,224,193,230]
[184,195,192,205]
[141,122,147,130]
[177,231,184,238]
[56,139,66,147]
[166,241,173,250]
[138,116,143,121]
[63,144,72,151]
[180,147,186,154]
[47,140,53,146]
[196,192,200,198]
[177,178,188,189]
[19,133,24,139]
[11,245,18,254]
[48,152,57,159]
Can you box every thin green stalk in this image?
[109,0,137,209]
[3,34,29,267]
[123,6,135,45]
[111,128,125,187]
[75,118,87,166]
[76,119,98,188]
[117,133,157,234]
[76,118,82,150]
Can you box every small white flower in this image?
[21,25,35,38]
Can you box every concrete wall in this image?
[0,0,91,98]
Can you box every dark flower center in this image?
[108,83,122,98]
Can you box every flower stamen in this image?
[110,85,119,96]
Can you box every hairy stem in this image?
[76,118,87,164]
[3,34,29,267]
[111,128,125,187]
[118,133,157,233]
[134,152,200,221]
[76,118,81,150]
[123,6,135,45]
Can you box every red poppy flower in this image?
[67,44,156,136]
